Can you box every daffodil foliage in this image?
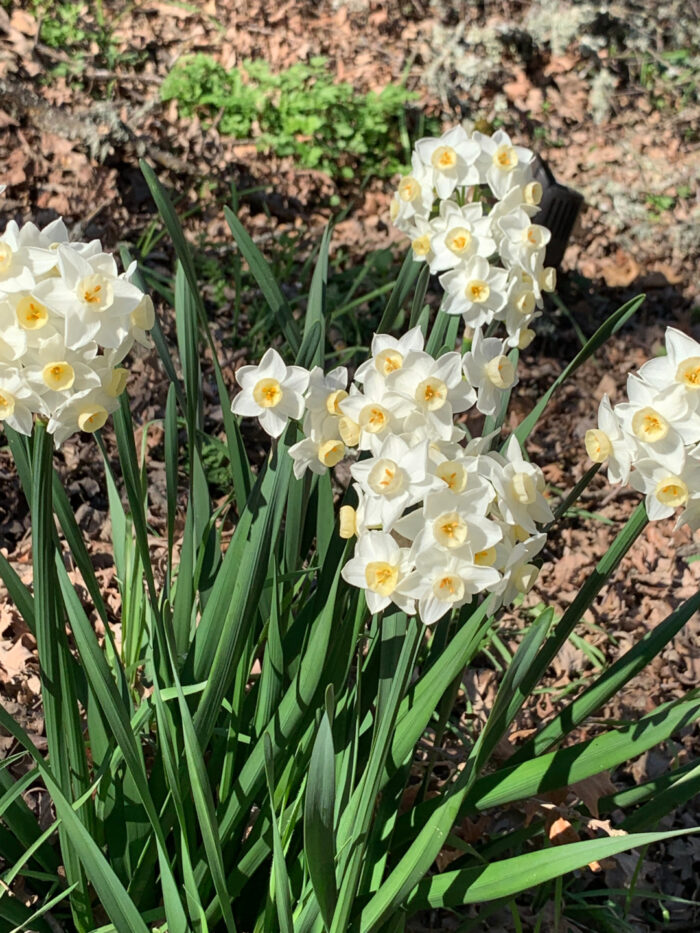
[0,131,699,933]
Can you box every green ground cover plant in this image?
[0,123,698,932]
[160,54,437,180]
[0,0,145,82]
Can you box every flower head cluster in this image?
[231,328,551,625]
[0,218,152,445]
[390,125,557,350]
[586,327,700,528]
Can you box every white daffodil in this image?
[440,256,509,330]
[10,290,62,346]
[488,184,543,247]
[24,217,102,277]
[24,333,102,415]
[497,277,540,348]
[0,369,38,435]
[0,299,29,362]
[390,153,435,231]
[414,124,481,200]
[338,369,414,453]
[490,435,553,533]
[585,395,637,485]
[288,408,346,479]
[354,326,426,385]
[462,332,519,417]
[47,385,120,447]
[341,531,415,615]
[33,246,144,351]
[628,456,700,521]
[337,483,384,540]
[387,350,475,440]
[473,129,535,199]
[497,208,551,269]
[407,215,444,267]
[614,374,700,474]
[288,432,346,479]
[350,436,441,530]
[489,531,546,611]
[637,328,700,406]
[428,202,497,274]
[304,365,349,417]
[397,488,503,560]
[0,222,35,293]
[431,451,497,504]
[231,348,309,439]
[400,550,500,625]
[128,291,156,349]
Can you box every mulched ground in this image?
[1,1,699,929]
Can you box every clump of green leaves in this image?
[161,54,435,179]
[1,0,145,83]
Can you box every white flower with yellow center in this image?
[47,385,120,447]
[615,374,700,474]
[0,299,28,362]
[489,532,546,612]
[288,432,346,480]
[585,395,637,485]
[33,246,143,350]
[128,292,156,349]
[498,209,552,269]
[399,550,501,625]
[488,186,543,248]
[440,256,509,329]
[390,154,435,231]
[462,333,519,417]
[0,222,37,293]
[637,328,700,408]
[338,369,415,453]
[231,347,309,439]
[473,129,535,199]
[395,488,502,560]
[341,531,415,615]
[354,326,425,385]
[24,333,101,414]
[414,124,481,199]
[304,365,349,416]
[428,202,497,274]
[490,435,553,533]
[628,456,700,521]
[407,216,444,267]
[387,349,475,439]
[497,275,541,347]
[0,369,38,436]
[350,436,441,531]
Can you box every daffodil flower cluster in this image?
[230,329,551,625]
[586,327,700,528]
[0,217,153,446]
[390,125,557,351]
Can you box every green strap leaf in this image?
[377,249,421,333]
[0,705,150,933]
[298,224,331,369]
[263,735,294,933]
[402,829,699,913]
[304,704,338,930]
[515,588,700,761]
[223,204,301,354]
